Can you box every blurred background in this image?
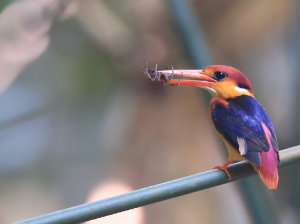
[0,0,300,223]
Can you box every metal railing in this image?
[14,146,300,224]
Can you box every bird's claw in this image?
[213,165,232,181]
[213,159,233,181]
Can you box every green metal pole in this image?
[14,146,300,224]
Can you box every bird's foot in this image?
[213,159,234,181]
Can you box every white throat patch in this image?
[235,86,247,93]
[201,86,218,97]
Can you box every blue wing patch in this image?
[211,95,279,166]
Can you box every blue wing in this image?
[211,95,279,166]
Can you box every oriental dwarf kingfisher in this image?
[144,64,280,189]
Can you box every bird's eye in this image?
[212,71,227,80]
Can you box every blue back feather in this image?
[212,95,279,166]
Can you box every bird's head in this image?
[158,65,254,99]
[200,65,253,98]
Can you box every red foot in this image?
[213,159,234,180]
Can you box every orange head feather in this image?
[201,65,254,99]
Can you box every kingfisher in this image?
[143,64,280,189]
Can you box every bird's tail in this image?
[258,123,279,189]
[258,150,278,189]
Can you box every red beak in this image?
[157,69,216,87]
